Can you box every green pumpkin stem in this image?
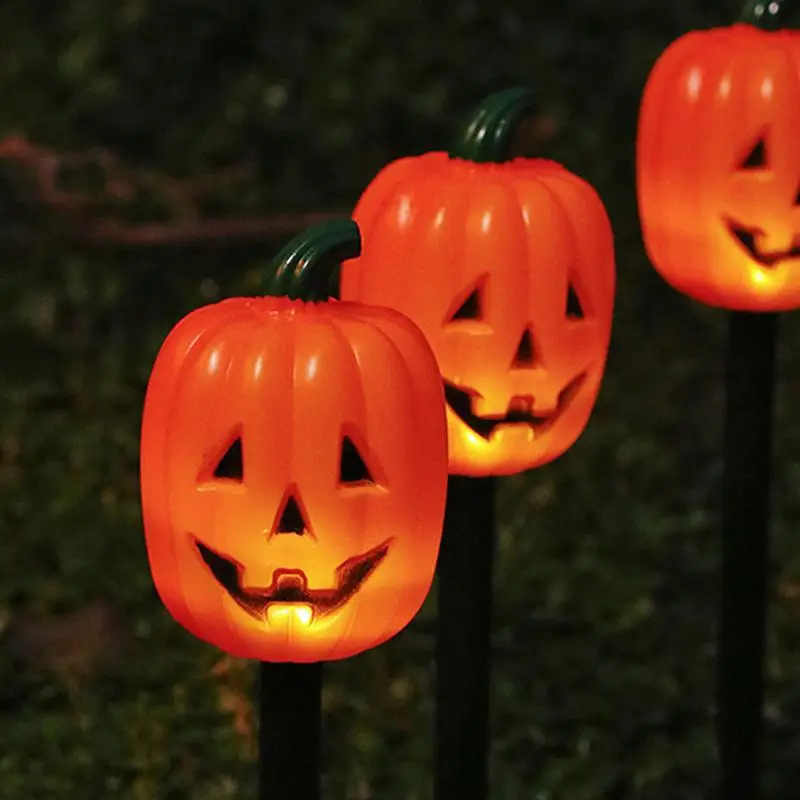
[740,0,791,29]
[448,87,537,164]
[264,219,361,302]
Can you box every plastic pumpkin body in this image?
[637,11,800,311]
[342,90,615,477]
[140,222,448,663]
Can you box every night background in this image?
[2,0,800,797]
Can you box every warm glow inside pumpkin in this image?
[637,1,800,310]
[140,221,448,662]
[341,88,615,476]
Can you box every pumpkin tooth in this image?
[274,572,307,593]
[507,395,535,417]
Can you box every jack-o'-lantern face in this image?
[637,19,800,310]
[724,129,800,269]
[342,91,614,476]
[438,251,595,455]
[141,223,448,662]
[191,433,392,630]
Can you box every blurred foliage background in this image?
[1,0,800,797]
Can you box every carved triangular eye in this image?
[447,276,488,323]
[213,437,243,481]
[794,184,800,206]
[739,136,767,169]
[450,287,482,321]
[339,436,374,485]
[566,283,584,320]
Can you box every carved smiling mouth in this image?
[195,538,392,623]
[443,372,587,441]
[726,218,800,268]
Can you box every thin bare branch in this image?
[83,212,348,247]
[0,135,348,248]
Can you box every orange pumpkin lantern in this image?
[637,0,800,311]
[341,88,615,477]
[140,220,448,663]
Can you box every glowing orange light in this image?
[140,221,448,662]
[341,88,615,477]
[637,13,800,311]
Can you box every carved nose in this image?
[275,493,307,536]
[512,329,537,368]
